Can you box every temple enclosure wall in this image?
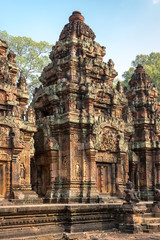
[0,11,160,204]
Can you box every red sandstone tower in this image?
[32,11,132,202]
[127,64,160,200]
[0,39,38,202]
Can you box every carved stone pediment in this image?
[99,127,117,152]
[94,124,118,152]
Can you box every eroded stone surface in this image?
[0,39,38,202]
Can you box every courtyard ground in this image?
[7,230,160,240]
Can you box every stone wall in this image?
[0,203,121,238]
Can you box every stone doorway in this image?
[96,164,112,195]
[0,162,6,198]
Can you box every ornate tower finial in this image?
[135,64,145,73]
[59,11,95,40]
[69,11,84,22]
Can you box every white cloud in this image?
[153,0,160,4]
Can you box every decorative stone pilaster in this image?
[155,161,160,189]
[44,150,59,201]
[130,161,137,187]
[85,149,99,202]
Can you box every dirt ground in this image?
[61,231,160,240]
[11,230,160,240]
[65,231,160,240]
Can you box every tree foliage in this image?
[122,53,160,90]
[0,30,52,97]
[113,77,121,88]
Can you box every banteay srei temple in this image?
[1,11,160,237]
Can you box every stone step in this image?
[99,195,123,203]
[142,217,160,224]
[0,226,63,239]
[0,200,14,206]
[143,213,154,217]
[142,223,160,233]
[11,199,43,205]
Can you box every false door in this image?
[97,164,112,194]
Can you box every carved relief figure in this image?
[20,163,25,179]
[0,90,6,104]
[99,128,117,152]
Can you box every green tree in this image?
[122,53,160,90]
[113,77,121,88]
[0,30,52,98]
[122,67,135,88]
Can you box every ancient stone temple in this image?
[32,11,134,203]
[2,11,160,238]
[127,64,160,200]
[0,39,38,201]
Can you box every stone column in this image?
[101,165,105,193]
[37,165,42,195]
[11,149,21,199]
[6,161,11,198]
[116,155,124,197]
[156,162,160,189]
[130,161,137,186]
[86,149,99,201]
[11,150,21,190]
[112,163,116,195]
[45,150,58,200]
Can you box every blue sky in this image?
[0,0,160,78]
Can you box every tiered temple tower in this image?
[0,39,38,202]
[32,11,133,202]
[127,64,160,200]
